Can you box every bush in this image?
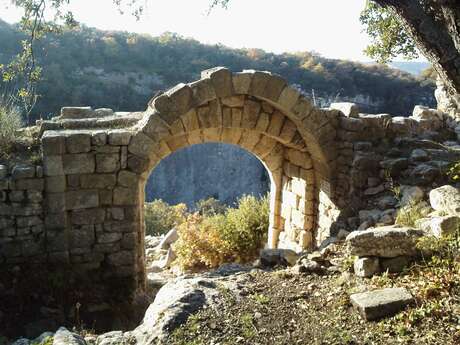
[144,199,187,236]
[195,197,227,216]
[447,160,460,182]
[174,195,269,271]
[0,98,22,156]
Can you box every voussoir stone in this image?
[350,287,414,321]
[346,225,424,258]
[330,102,359,118]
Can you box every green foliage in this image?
[395,201,430,227]
[0,20,435,122]
[360,2,419,63]
[0,96,23,156]
[447,161,460,182]
[144,200,187,236]
[194,197,226,216]
[174,195,269,271]
[31,336,53,345]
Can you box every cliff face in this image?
[145,143,270,207]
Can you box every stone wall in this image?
[0,164,45,265]
[1,67,458,328]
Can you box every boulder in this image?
[358,209,382,223]
[260,249,298,267]
[96,331,134,345]
[380,158,408,177]
[53,327,86,345]
[354,257,380,278]
[158,228,179,250]
[350,287,414,321]
[410,149,430,162]
[410,164,440,185]
[346,225,424,258]
[412,105,443,122]
[426,216,460,237]
[429,185,460,216]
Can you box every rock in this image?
[337,229,350,240]
[32,332,55,345]
[426,216,460,237]
[11,339,30,345]
[292,259,325,275]
[429,185,460,216]
[53,327,86,345]
[346,225,424,258]
[358,209,382,223]
[158,228,179,250]
[412,105,443,121]
[380,158,408,177]
[364,184,385,196]
[61,107,94,119]
[260,249,298,267]
[159,247,176,269]
[410,164,440,185]
[381,256,411,273]
[330,102,359,117]
[410,149,430,162]
[350,287,414,321]
[12,164,36,179]
[132,277,221,344]
[354,257,380,278]
[96,331,133,345]
[377,195,397,210]
[0,165,8,179]
[400,185,424,206]
[379,214,394,225]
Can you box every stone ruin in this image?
[0,67,459,321]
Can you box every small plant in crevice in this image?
[0,96,23,157]
[395,201,430,228]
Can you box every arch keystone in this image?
[201,67,233,98]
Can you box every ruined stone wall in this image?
[0,164,45,265]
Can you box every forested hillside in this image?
[0,19,435,121]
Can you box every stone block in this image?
[9,190,25,202]
[118,170,139,188]
[429,185,460,216]
[66,133,91,153]
[221,95,245,107]
[69,227,95,248]
[232,71,253,95]
[350,288,414,321]
[128,132,155,159]
[80,174,116,189]
[71,208,106,225]
[278,86,300,112]
[189,78,216,105]
[17,216,42,228]
[91,131,107,146]
[127,155,149,174]
[62,154,95,175]
[381,256,411,273]
[330,102,359,117]
[201,67,233,98]
[354,257,380,277]
[97,232,122,244]
[96,153,120,173]
[346,225,424,258]
[107,250,135,266]
[12,165,36,179]
[65,190,99,210]
[99,190,113,206]
[113,187,139,206]
[13,178,44,191]
[46,193,66,213]
[61,106,93,119]
[108,130,132,146]
[427,216,460,237]
[255,112,270,132]
[241,100,261,129]
[42,131,66,155]
[267,111,285,137]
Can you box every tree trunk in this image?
[373,0,460,109]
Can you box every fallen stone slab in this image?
[429,185,460,216]
[346,225,424,258]
[350,287,414,321]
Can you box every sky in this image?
[0,0,423,62]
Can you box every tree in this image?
[2,0,459,111]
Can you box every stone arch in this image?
[127,67,338,256]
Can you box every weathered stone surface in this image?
[426,216,460,237]
[260,249,298,266]
[61,107,94,119]
[96,153,120,173]
[354,257,380,278]
[429,185,460,216]
[350,288,414,321]
[66,133,91,153]
[128,132,155,159]
[158,228,178,250]
[201,67,233,98]
[400,185,424,206]
[62,154,95,175]
[108,130,132,146]
[12,165,36,179]
[113,187,138,205]
[66,190,99,210]
[53,327,86,345]
[346,225,424,258]
[330,102,359,118]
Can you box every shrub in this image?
[447,160,460,183]
[0,98,23,156]
[174,195,269,271]
[195,197,226,216]
[144,199,187,236]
